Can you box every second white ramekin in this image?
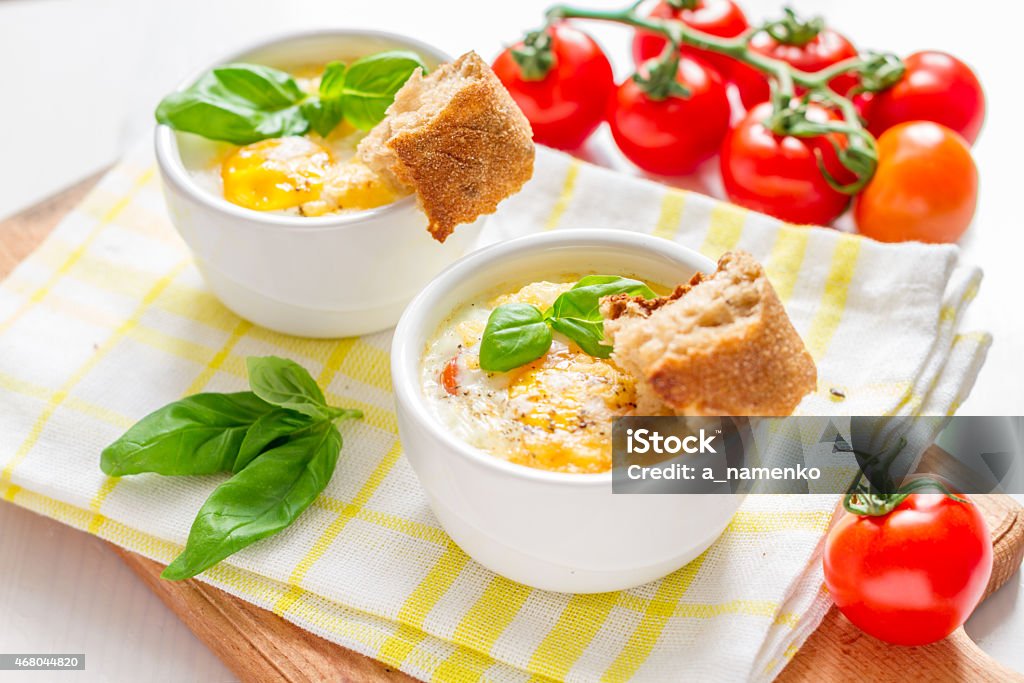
[155,30,484,338]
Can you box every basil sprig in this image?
[478,276,657,372]
[155,51,426,144]
[100,356,362,581]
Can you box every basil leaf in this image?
[212,64,305,109]
[155,64,309,145]
[233,408,315,473]
[339,50,426,130]
[233,404,361,473]
[553,276,657,320]
[161,422,342,580]
[319,60,348,98]
[547,276,657,357]
[548,317,612,358]
[479,303,552,372]
[302,61,348,137]
[100,392,274,477]
[247,356,330,420]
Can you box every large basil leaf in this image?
[155,63,309,145]
[479,303,552,372]
[339,51,426,130]
[211,64,305,109]
[162,422,342,580]
[100,392,274,477]
[246,356,332,420]
[548,276,657,357]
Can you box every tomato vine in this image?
[527,1,906,194]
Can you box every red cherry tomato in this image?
[861,51,985,145]
[824,492,993,646]
[719,102,851,225]
[854,121,978,244]
[632,0,749,82]
[729,61,774,110]
[609,57,731,175]
[493,24,615,150]
[440,355,460,396]
[736,19,858,108]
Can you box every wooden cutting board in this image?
[3,173,1023,683]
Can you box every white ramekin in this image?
[392,229,744,593]
[155,30,485,338]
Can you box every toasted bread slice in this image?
[602,251,817,416]
[358,51,535,242]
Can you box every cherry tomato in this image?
[609,57,731,175]
[855,121,978,244]
[729,61,774,110]
[719,102,851,225]
[632,0,749,83]
[861,51,985,145]
[824,492,992,646]
[440,356,460,395]
[736,18,858,108]
[493,24,615,150]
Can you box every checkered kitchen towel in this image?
[0,142,990,682]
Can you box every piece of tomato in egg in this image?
[441,355,461,395]
[221,137,330,211]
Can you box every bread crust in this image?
[603,251,817,416]
[359,52,535,242]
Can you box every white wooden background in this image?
[0,0,1022,680]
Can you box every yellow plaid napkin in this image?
[0,142,989,682]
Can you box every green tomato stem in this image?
[761,7,823,48]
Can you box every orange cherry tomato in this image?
[854,121,978,243]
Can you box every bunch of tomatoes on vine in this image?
[492,0,985,244]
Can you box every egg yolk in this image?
[221,137,330,211]
[506,345,638,472]
[300,160,399,216]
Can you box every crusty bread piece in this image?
[602,251,817,416]
[358,51,535,242]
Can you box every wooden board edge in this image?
[110,546,416,683]
[0,169,107,278]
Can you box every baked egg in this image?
[422,280,661,474]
